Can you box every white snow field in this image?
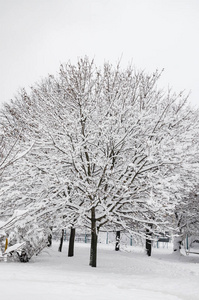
[0,242,199,300]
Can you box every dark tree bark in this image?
[173,235,183,253]
[89,207,98,267]
[68,227,75,257]
[47,226,53,247]
[173,213,183,254]
[146,228,152,256]
[58,229,64,252]
[115,231,121,251]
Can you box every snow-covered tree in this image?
[1,58,199,266]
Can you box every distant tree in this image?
[173,191,199,253]
[58,229,64,252]
[68,227,75,256]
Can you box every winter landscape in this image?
[1,241,199,300]
[1,1,199,300]
[1,57,199,299]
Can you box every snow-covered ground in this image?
[0,242,199,300]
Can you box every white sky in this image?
[1,0,199,107]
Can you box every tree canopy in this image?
[1,58,199,266]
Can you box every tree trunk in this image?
[173,235,183,253]
[89,207,98,267]
[146,228,152,256]
[115,231,120,251]
[173,213,183,254]
[47,227,53,247]
[68,227,75,257]
[58,229,64,252]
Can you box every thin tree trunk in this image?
[173,235,183,253]
[115,231,120,251]
[89,207,98,267]
[68,227,75,257]
[173,213,183,254]
[47,226,53,247]
[146,228,152,256]
[58,229,64,252]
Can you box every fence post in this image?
[85,233,87,243]
[4,238,8,262]
[5,238,8,251]
[186,234,189,250]
[130,236,133,246]
[106,232,109,244]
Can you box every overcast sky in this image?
[1,0,199,107]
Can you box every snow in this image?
[0,242,199,300]
[4,242,26,254]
